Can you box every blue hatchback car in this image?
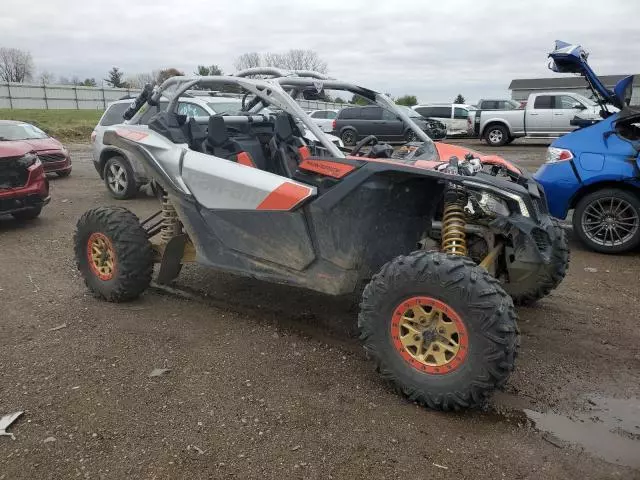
[535,42,639,254]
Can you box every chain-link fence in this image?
[0,82,347,112]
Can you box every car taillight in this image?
[546,147,573,163]
[332,119,336,130]
[91,131,97,143]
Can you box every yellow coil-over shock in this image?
[160,195,181,243]
[441,186,468,256]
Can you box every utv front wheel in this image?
[359,251,519,410]
[74,207,153,302]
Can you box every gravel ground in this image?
[0,140,638,480]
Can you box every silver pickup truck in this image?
[468,91,604,146]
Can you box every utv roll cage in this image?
[126,68,437,160]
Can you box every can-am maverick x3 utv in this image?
[75,68,568,410]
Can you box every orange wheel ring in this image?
[391,296,468,374]
[87,232,116,281]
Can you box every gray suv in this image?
[333,105,446,146]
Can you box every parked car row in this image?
[0,120,72,221]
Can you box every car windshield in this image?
[400,106,422,118]
[0,123,48,141]
[207,101,243,114]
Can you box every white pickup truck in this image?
[468,92,605,146]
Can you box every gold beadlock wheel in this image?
[358,251,519,411]
[391,296,468,374]
[87,232,116,280]
[75,207,153,302]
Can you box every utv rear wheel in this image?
[74,207,153,302]
[359,251,519,411]
[503,220,570,306]
[484,124,509,146]
[104,156,137,200]
[11,207,42,221]
[573,189,640,254]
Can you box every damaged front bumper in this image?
[491,212,562,282]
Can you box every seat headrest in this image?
[207,115,229,146]
[274,114,294,141]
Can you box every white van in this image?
[412,103,474,136]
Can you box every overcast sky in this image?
[2,0,639,103]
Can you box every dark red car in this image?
[0,140,50,220]
[0,120,72,176]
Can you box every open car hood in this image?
[548,40,633,110]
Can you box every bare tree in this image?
[126,71,157,88]
[234,52,261,72]
[0,47,34,82]
[37,71,56,84]
[263,49,327,73]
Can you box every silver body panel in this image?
[182,149,315,210]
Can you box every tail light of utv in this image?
[546,147,573,164]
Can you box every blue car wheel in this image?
[573,188,640,254]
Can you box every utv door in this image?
[180,149,318,271]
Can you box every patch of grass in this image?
[0,109,104,143]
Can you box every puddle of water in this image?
[524,394,640,469]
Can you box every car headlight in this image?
[468,191,510,217]
[17,153,39,168]
[465,181,530,218]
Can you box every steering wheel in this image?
[350,135,379,156]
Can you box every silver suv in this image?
[91,95,244,198]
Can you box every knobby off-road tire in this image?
[74,207,153,302]
[504,220,570,306]
[358,251,519,411]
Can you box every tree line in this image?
[1,46,465,105]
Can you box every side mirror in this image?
[573,103,586,110]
